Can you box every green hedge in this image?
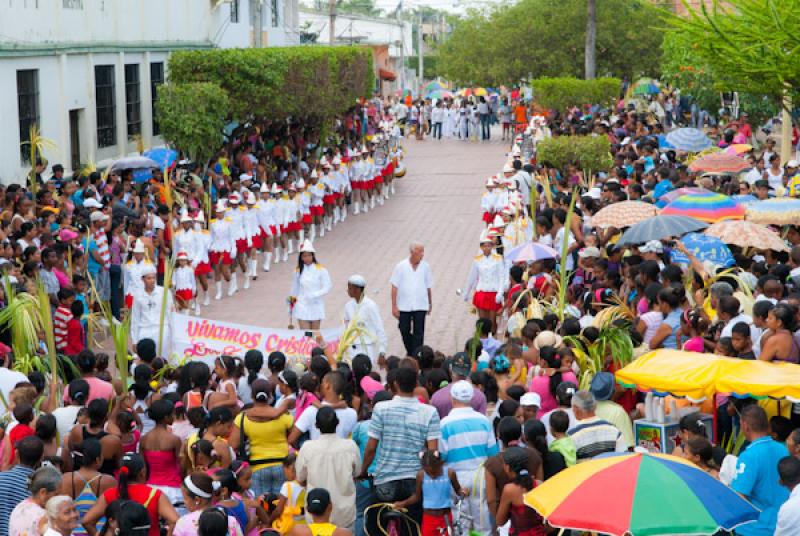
[167,46,374,122]
[531,77,621,111]
[537,135,613,173]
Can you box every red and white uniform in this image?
[209,215,236,265]
[174,264,197,302]
[244,205,262,250]
[256,197,276,239]
[481,189,498,223]
[123,259,152,309]
[309,181,325,215]
[321,171,336,204]
[464,252,507,312]
[229,205,249,253]
[299,190,312,224]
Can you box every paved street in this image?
[201,133,509,355]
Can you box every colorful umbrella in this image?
[705,220,789,252]
[617,215,708,246]
[657,187,707,207]
[688,152,751,174]
[525,453,759,536]
[725,143,753,155]
[504,241,558,264]
[630,78,660,96]
[458,88,473,97]
[745,198,800,226]
[661,191,745,223]
[423,81,442,93]
[732,194,758,205]
[473,87,488,97]
[670,232,735,268]
[426,89,453,100]
[590,201,658,229]
[143,148,178,170]
[665,128,713,152]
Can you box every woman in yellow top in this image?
[289,488,351,536]
[229,378,294,498]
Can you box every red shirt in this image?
[7,423,34,465]
[64,318,85,355]
[103,484,162,536]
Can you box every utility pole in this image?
[328,0,336,45]
[417,12,424,84]
[253,0,263,47]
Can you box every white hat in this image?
[132,239,146,254]
[270,183,282,195]
[140,263,157,277]
[299,239,315,253]
[348,274,367,287]
[310,169,319,179]
[479,229,494,244]
[486,177,496,187]
[246,192,256,205]
[295,179,306,189]
[520,392,542,407]
[789,160,800,168]
[451,380,474,403]
[332,156,342,165]
[84,198,103,209]
[502,163,515,174]
[639,240,664,254]
[240,173,253,182]
[587,187,602,200]
[194,211,205,222]
[228,193,241,205]
[621,136,632,146]
[214,201,227,213]
[176,251,190,261]
[180,212,192,223]
[320,156,329,166]
[260,182,269,193]
[492,214,506,228]
[578,246,601,259]
[89,211,108,223]
[361,146,369,154]
[511,147,521,157]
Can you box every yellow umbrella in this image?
[473,87,488,97]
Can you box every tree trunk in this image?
[585,0,597,80]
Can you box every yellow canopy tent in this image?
[716,358,800,402]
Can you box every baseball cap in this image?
[788,160,799,168]
[89,211,108,223]
[450,352,471,377]
[450,380,474,403]
[83,198,103,209]
[520,392,542,408]
[578,246,601,259]
[306,488,331,515]
[639,240,664,254]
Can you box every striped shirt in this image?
[0,464,34,536]
[439,407,498,472]
[568,416,627,462]
[53,305,72,351]
[369,395,441,485]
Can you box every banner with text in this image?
[171,313,343,366]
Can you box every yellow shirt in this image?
[236,413,294,470]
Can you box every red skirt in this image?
[175,289,194,302]
[473,290,502,312]
[209,250,233,266]
[334,192,344,200]
[235,238,249,254]
[421,512,451,536]
[351,181,363,190]
[482,211,495,223]
[310,206,324,216]
[289,221,303,232]
[365,179,375,189]
[125,294,133,309]
[249,235,262,249]
[385,162,395,176]
[194,262,212,275]
[259,228,270,240]
[323,194,336,205]
[302,214,312,224]
[374,175,384,185]
[280,224,289,234]
[269,225,278,236]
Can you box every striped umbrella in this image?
[665,128,713,152]
[661,191,745,223]
[525,453,758,536]
[732,194,758,205]
[657,187,707,206]
[688,152,751,174]
[590,201,658,229]
[705,220,789,252]
[504,241,558,263]
[725,143,753,155]
[745,198,800,226]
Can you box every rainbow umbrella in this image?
[473,87,488,97]
[458,88,473,97]
[424,81,442,93]
[426,89,453,100]
[657,187,707,208]
[525,453,758,536]
[726,143,753,155]
[661,191,745,223]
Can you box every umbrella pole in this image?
[712,394,718,445]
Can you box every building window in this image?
[271,0,279,27]
[94,65,116,148]
[231,0,239,22]
[150,62,164,136]
[125,64,141,138]
[17,70,39,164]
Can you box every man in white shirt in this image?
[431,102,445,140]
[288,370,357,444]
[343,274,387,368]
[390,242,433,356]
[776,456,800,535]
[718,296,754,338]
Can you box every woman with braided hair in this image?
[495,446,546,536]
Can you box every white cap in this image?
[194,211,205,222]
[587,187,602,200]
[246,192,256,205]
[260,182,269,193]
[479,229,494,244]
[132,239,146,254]
[486,177,496,187]
[89,211,108,223]
[215,201,227,213]
[511,147,521,156]
[348,274,367,287]
[451,380,474,403]
[270,183,282,195]
[176,251,190,261]
[240,173,253,182]
[140,263,157,277]
[310,169,318,179]
[180,213,192,223]
[361,146,369,154]
[295,179,306,189]
[788,160,800,168]
[621,136,632,146]
[84,198,103,209]
[520,392,542,407]
[228,193,241,205]
[578,246,601,259]
[299,239,315,253]
[639,240,664,254]
[502,163,514,174]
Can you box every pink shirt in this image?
[529,371,579,413]
[53,267,71,289]
[63,375,114,403]
[174,509,243,536]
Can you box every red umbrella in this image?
[688,152,751,174]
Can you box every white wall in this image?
[298,10,412,55]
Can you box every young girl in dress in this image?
[212,355,243,411]
[174,251,198,315]
[496,447,546,535]
[270,454,306,532]
[276,369,299,418]
[214,468,252,535]
[230,460,271,535]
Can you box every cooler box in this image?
[634,414,713,454]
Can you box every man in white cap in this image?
[639,240,665,270]
[439,380,497,533]
[343,274,387,368]
[130,262,173,354]
[520,392,542,421]
[123,238,152,310]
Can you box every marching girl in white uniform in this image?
[243,191,262,287]
[173,251,198,314]
[464,229,508,333]
[209,201,237,299]
[289,239,332,330]
[123,239,151,310]
[308,169,326,240]
[296,178,312,243]
[482,177,498,224]
[227,193,248,291]
[256,182,275,272]
[269,183,286,264]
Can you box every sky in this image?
[371,0,501,15]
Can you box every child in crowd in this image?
[3,403,35,469]
[65,299,86,355]
[230,460,270,536]
[270,454,307,532]
[731,322,756,360]
[548,410,576,467]
[496,447,547,535]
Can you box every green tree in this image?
[337,0,382,17]
[532,78,620,111]
[156,82,229,165]
[437,0,663,86]
[537,135,613,174]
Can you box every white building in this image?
[299,9,413,98]
[0,0,300,184]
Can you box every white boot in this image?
[203,291,210,306]
[282,249,288,262]
[371,195,376,208]
[391,183,396,195]
[354,203,360,215]
[341,205,347,221]
[228,274,238,296]
[244,272,250,289]
[263,252,272,271]
[379,193,385,206]
[320,223,325,237]
[287,239,294,254]
[310,224,316,241]
[363,201,369,213]
[299,229,305,243]
[215,281,223,300]
[249,259,258,278]
[333,206,340,224]
[194,301,201,316]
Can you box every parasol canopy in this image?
[688,152,751,174]
[457,88,473,97]
[143,148,178,170]
[524,452,759,536]
[660,191,745,223]
[426,89,453,100]
[423,81,442,93]
[669,232,735,268]
[665,128,713,152]
[590,201,658,229]
[473,87,488,97]
[617,215,708,246]
[732,194,758,205]
[657,187,707,207]
[110,155,159,172]
[745,198,800,226]
[725,143,753,155]
[504,241,558,264]
[705,220,789,252]
[629,77,661,97]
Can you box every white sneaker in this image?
[215,282,223,300]
[228,274,238,296]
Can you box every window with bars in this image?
[95,65,116,148]
[231,0,239,22]
[125,64,141,138]
[17,70,39,164]
[150,62,164,136]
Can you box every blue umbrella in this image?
[143,148,178,170]
[671,232,735,268]
[665,128,713,152]
[657,134,675,150]
[133,169,152,183]
[732,194,758,205]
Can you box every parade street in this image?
[201,135,506,354]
